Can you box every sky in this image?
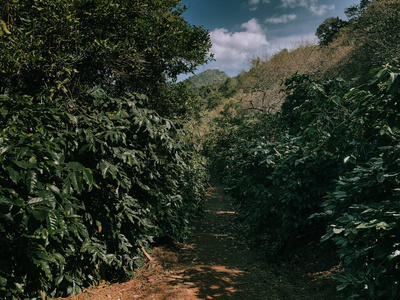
[178,0,360,80]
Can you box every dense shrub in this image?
[0,90,206,299]
[205,65,400,298]
[319,66,400,299]
[0,0,212,118]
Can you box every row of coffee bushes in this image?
[0,89,207,299]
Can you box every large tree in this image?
[316,17,348,46]
[0,0,212,117]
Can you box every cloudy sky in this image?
[178,0,360,80]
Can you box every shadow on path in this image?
[59,184,341,300]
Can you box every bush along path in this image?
[204,65,400,299]
[58,182,341,300]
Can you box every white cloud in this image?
[309,4,334,16]
[209,18,269,74]
[241,18,264,34]
[176,33,318,81]
[265,14,297,24]
[280,0,334,15]
[248,0,271,10]
[281,0,309,7]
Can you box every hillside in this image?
[187,69,229,90]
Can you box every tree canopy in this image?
[315,17,348,46]
[0,0,212,117]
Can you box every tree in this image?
[345,0,372,20]
[316,17,348,46]
[0,0,212,117]
[342,0,400,82]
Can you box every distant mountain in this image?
[186,69,230,89]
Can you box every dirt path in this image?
[60,184,340,300]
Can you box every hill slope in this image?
[187,69,229,89]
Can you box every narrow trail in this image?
[61,184,340,300]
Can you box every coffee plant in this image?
[0,90,206,299]
[205,65,400,298]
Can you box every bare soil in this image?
[57,184,341,300]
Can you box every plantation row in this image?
[0,0,212,298]
[0,91,207,299]
[205,66,400,299]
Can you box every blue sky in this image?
[178,0,360,80]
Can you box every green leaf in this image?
[47,211,58,235]
[99,160,110,178]
[55,275,64,286]
[376,172,385,183]
[336,282,350,291]
[331,97,341,106]
[32,209,49,221]
[51,152,65,165]
[386,72,399,91]
[82,168,95,185]
[321,228,335,242]
[5,167,21,184]
[28,197,45,205]
[41,260,52,278]
[0,275,7,286]
[14,160,37,169]
[70,171,83,194]
[15,147,30,160]
[26,170,38,193]
[66,162,84,170]
[14,282,24,293]
[0,195,23,207]
[65,112,78,125]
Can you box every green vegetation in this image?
[201,1,400,299]
[0,0,211,118]
[184,70,234,110]
[0,0,210,298]
[186,69,230,91]
[316,17,348,46]
[2,0,400,299]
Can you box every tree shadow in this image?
[169,264,247,299]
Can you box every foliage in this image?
[319,66,400,299]
[0,91,207,299]
[203,2,400,299]
[186,69,230,92]
[205,65,400,298]
[316,17,349,46]
[345,0,372,19]
[0,0,212,118]
[205,75,350,254]
[333,0,400,83]
[187,77,238,111]
[0,1,210,299]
